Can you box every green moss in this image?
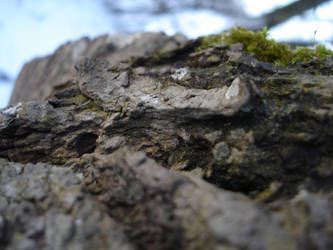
[292,44,333,63]
[314,158,333,178]
[224,27,291,66]
[197,26,333,66]
[197,34,223,51]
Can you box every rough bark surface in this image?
[1,32,333,250]
[9,32,187,105]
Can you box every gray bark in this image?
[1,32,333,250]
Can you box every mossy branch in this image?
[198,27,333,67]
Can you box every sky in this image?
[1,0,333,108]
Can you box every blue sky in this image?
[1,0,333,108]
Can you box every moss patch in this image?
[197,27,333,67]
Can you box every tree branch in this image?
[263,0,331,29]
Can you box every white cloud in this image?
[145,10,229,38]
[270,17,333,42]
[241,0,296,16]
[0,0,113,77]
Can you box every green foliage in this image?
[198,34,223,51]
[292,44,333,63]
[223,26,291,66]
[198,26,333,66]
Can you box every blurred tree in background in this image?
[103,0,332,46]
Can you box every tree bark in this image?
[2,31,333,250]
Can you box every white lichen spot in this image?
[140,94,160,105]
[171,68,188,81]
[76,173,84,180]
[225,77,241,100]
[74,218,83,226]
[2,102,22,116]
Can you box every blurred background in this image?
[1,0,333,108]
